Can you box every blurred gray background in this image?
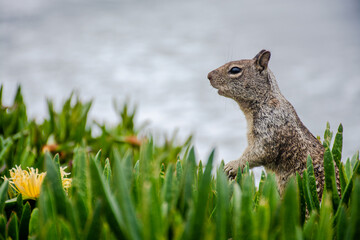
[1,0,360,175]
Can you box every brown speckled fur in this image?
[207,50,339,198]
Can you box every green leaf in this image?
[44,153,66,216]
[159,162,165,186]
[338,163,348,195]
[84,200,102,240]
[316,195,333,240]
[72,148,88,199]
[7,212,19,240]
[19,202,31,240]
[0,180,8,214]
[161,164,175,209]
[334,161,360,222]
[103,158,112,184]
[28,208,39,238]
[38,182,57,234]
[306,156,320,211]
[254,171,266,209]
[350,151,359,168]
[232,183,242,240]
[281,178,300,240]
[139,139,153,183]
[0,215,6,239]
[261,173,279,217]
[345,158,352,180]
[181,149,214,240]
[303,211,318,239]
[235,166,242,186]
[243,161,250,175]
[332,123,343,166]
[180,147,196,213]
[176,160,183,183]
[142,180,162,240]
[324,148,340,211]
[113,152,143,240]
[89,154,126,238]
[323,122,333,148]
[296,172,306,225]
[254,199,271,240]
[336,205,348,240]
[95,149,102,163]
[347,177,360,239]
[215,164,230,240]
[197,160,203,189]
[15,194,23,219]
[71,193,87,231]
[238,174,254,240]
[0,139,13,165]
[119,152,133,193]
[332,124,348,193]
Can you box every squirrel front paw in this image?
[224,160,241,179]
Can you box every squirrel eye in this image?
[229,67,242,74]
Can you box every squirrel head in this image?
[208,50,272,105]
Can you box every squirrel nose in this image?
[207,71,213,80]
[208,70,218,80]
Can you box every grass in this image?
[0,85,359,240]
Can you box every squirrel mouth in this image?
[209,80,227,96]
[217,88,227,96]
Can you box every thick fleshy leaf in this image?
[89,155,126,238]
[0,180,8,214]
[324,148,340,211]
[7,212,19,240]
[19,202,31,240]
[306,156,320,211]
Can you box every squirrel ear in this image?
[253,50,271,71]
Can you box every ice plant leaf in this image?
[336,205,348,240]
[29,208,39,238]
[84,200,102,240]
[44,153,70,217]
[72,148,87,199]
[215,162,230,240]
[348,178,360,239]
[334,160,360,221]
[103,158,112,184]
[281,178,300,240]
[317,195,334,240]
[113,152,143,240]
[0,215,6,239]
[7,212,19,239]
[182,149,214,240]
[89,154,126,239]
[0,180,8,214]
[332,124,343,166]
[324,148,340,211]
[19,202,31,240]
[306,155,320,211]
[176,159,183,183]
[296,172,306,225]
[8,212,19,240]
[332,124,348,192]
[15,193,23,218]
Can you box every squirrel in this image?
[207,49,337,198]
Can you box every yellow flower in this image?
[60,166,72,191]
[3,165,72,199]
